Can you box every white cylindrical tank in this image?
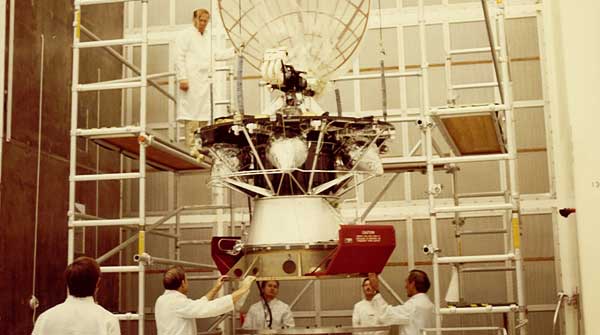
[246,196,343,246]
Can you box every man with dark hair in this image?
[175,7,234,158]
[32,256,120,335]
[352,278,388,335]
[242,280,295,329]
[368,270,434,335]
[154,266,255,335]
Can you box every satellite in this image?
[218,0,372,95]
[202,0,396,280]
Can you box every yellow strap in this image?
[512,216,520,249]
[138,231,146,254]
[75,11,81,39]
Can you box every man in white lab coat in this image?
[32,256,120,335]
[175,8,234,157]
[352,277,389,335]
[155,266,255,335]
[368,270,435,335]
[242,280,295,330]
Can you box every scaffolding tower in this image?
[340,0,529,334]
[419,0,527,334]
[68,0,237,334]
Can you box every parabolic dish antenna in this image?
[217,0,371,92]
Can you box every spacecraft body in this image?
[205,0,396,279]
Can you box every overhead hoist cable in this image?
[377,0,388,122]
[209,6,215,125]
[31,33,45,323]
[335,85,343,116]
[236,0,245,116]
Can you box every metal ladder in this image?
[69,0,153,333]
[70,1,238,334]
[417,0,528,334]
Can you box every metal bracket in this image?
[453,217,466,227]
[415,118,433,129]
[423,244,441,256]
[231,125,243,136]
[566,293,579,306]
[428,183,443,196]
[218,238,244,256]
[134,252,152,265]
[445,163,460,174]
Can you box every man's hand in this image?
[214,275,228,290]
[368,273,380,292]
[204,275,228,301]
[179,80,189,91]
[240,275,257,292]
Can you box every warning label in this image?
[355,230,382,243]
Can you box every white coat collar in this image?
[409,292,429,301]
[262,298,280,306]
[188,25,211,36]
[66,295,95,303]
[164,289,187,297]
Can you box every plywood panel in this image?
[97,136,207,171]
[442,115,503,154]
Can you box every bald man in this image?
[369,271,435,335]
[154,266,255,335]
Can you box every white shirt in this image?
[374,293,435,335]
[242,299,295,330]
[352,297,389,335]
[32,295,120,335]
[175,26,234,121]
[154,290,234,335]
